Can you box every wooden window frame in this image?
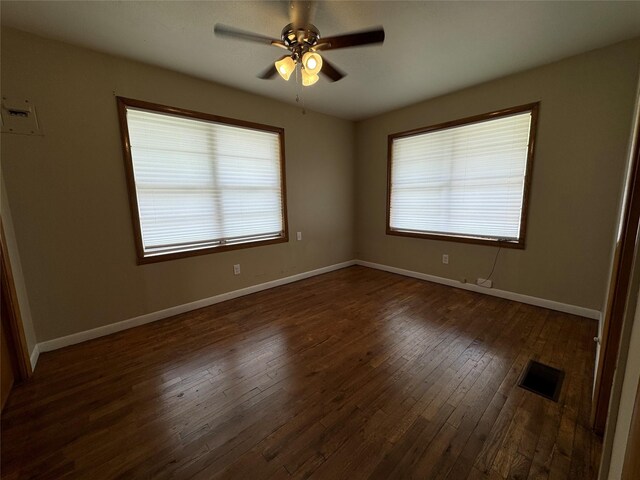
[386,102,539,249]
[116,97,289,265]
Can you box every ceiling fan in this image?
[214,0,385,86]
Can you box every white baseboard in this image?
[29,343,40,370]
[355,260,601,320]
[32,257,600,365]
[36,260,356,354]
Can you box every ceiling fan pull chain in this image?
[295,94,307,116]
[295,66,306,115]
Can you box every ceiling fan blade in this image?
[320,58,346,82]
[258,56,288,79]
[289,1,315,29]
[214,24,286,49]
[315,27,385,51]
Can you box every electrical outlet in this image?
[233,264,241,275]
[442,254,449,265]
[297,231,302,241]
[477,278,493,288]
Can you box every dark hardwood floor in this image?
[1,266,601,479]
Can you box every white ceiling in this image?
[2,1,640,120]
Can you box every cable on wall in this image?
[477,246,502,287]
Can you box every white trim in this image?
[29,343,39,370]
[33,258,600,358]
[356,260,600,320]
[36,260,356,353]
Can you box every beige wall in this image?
[3,27,640,345]
[0,28,355,342]
[355,38,640,311]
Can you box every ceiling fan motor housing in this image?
[281,23,320,60]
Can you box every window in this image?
[387,103,538,248]
[117,97,288,263]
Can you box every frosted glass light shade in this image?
[302,52,323,75]
[301,68,319,86]
[275,56,295,81]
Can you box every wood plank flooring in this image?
[1,266,601,479]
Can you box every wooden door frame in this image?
[592,87,640,435]
[0,218,32,381]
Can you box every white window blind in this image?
[125,107,285,256]
[389,110,534,242]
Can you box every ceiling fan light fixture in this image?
[214,14,384,85]
[302,51,323,75]
[275,56,295,81]
[301,68,319,87]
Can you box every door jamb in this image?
[592,82,640,435]
[0,218,32,381]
